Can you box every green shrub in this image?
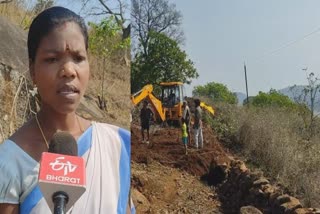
[210,103,320,207]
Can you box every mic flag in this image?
[38,131,86,213]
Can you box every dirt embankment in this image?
[131,121,229,213]
[131,122,231,177]
[131,119,320,213]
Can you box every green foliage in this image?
[88,16,130,58]
[204,104,241,143]
[192,82,237,104]
[131,31,198,93]
[206,101,320,206]
[251,89,298,109]
[21,16,32,30]
[88,16,130,105]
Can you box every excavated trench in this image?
[131,121,319,213]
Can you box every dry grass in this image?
[86,54,130,129]
[209,103,320,207]
[0,1,34,29]
[0,72,33,142]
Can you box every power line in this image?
[252,26,320,64]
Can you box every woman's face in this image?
[31,21,89,114]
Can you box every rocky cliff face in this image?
[0,16,28,72]
[0,16,31,142]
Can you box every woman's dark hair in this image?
[27,6,88,63]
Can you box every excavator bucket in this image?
[200,102,215,116]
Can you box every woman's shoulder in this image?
[0,141,21,203]
[8,119,44,162]
[0,140,39,203]
[0,139,38,169]
[0,139,21,164]
[92,122,130,146]
[92,122,129,135]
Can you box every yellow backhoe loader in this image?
[131,82,215,124]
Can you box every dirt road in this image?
[131,122,231,213]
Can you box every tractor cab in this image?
[160,82,184,107]
[160,82,185,122]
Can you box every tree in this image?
[77,0,130,40]
[303,72,320,130]
[76,0,131,65]
[131,31,198,93]
[192,82,237,104]
[131,0,183,55]
[291,71,320,137]
[0,0,13,4]
[89,17,130,109]
[251,89,297,109]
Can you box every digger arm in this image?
[131,84,166,122]
[131,84,154,105]
[147,93,166,122]
[200,102,215,116]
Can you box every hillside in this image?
[131,113,320,213]
[278,85,320,113]
[235,85,320,112]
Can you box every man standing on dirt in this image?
[182,100,191,144]
[140,100,153,144]
[193,99,203,149]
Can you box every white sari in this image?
[0,122,134,214]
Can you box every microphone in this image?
[38,131,86,214]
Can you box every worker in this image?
[168,89,176,107]
[193,99,203,149]
[140,100,153,144]
[180,117,188,155]
[182,100,191,144]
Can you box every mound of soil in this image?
[131,161,221,213]
[131,122,232,177]
[131,120,232,213]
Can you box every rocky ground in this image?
[131,161,221,213]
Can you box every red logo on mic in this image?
[39,152,85,186]
[49,156,78,176]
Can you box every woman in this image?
[0,6,133,214]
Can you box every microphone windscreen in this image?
[48,131,78,156]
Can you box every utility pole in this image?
[244,62,249,105]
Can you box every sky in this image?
[54,1,320,97]
[55,0,130,24]
[172,0,320,96]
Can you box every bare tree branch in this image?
[79,0,90,14]
[78,0,130,40]
[131,0,184,56]
[87,11,108,16]
[0,0,13,4]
